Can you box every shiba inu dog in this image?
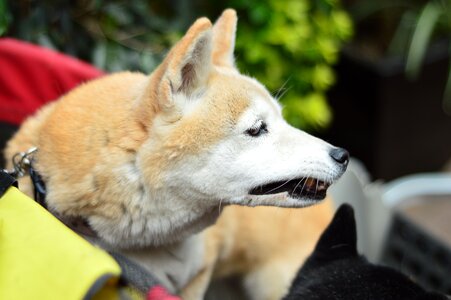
[284,204,448,300]
[5,9,348,300]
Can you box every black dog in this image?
[283,204,448,300]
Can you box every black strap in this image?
[109,251,162,294]
[0,170,18,198]
[29,164,47,208]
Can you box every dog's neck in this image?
[88,186,220,249]
[43,141,223,249]
[74,162,218,291]
[84,163,222,249]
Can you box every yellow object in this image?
[0,186,122,300]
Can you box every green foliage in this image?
[231,0,353,130]
[5,1,186,72]
[0,0,10,36]
[4,0,352,131]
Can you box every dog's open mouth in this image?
[249,178,331,200]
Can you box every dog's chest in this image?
[118,233,205,292]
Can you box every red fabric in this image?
[147,286,181,300]
[0,38,104,125]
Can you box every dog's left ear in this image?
[212,9,237,68]
[136,17,213,125]
[162,17,213,96]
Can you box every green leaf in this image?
[331,10,353,40]
[388,11,417,57]
[443,46,451,115]
[282,93,332,130]
[405,1,441,79]
[312,64,335,90]
[0,0,10,36]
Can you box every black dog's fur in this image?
[283,204,448,300]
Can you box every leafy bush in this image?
[231,0,352,129]
[3,0,352,131]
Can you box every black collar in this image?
[28,163,47,208]
[0,170,17,197]
[20,158,98,238]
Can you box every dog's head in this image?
[283,204,448,300]
[136,9,348,210]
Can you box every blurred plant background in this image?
[1,0,352,131]
[346,0,451,111]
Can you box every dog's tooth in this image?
[305,178,316,189]
[317,181,330,192]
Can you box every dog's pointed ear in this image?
[212,9,237,68]
[312,203,358,260]
[164,17,213,95]
[137,17,213,124]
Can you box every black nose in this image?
[329,148,349,165]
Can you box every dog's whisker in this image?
[264,179,292,195]
[274,77,292,100]
[292,176,306,195]
[314,178,319,198]
[275,85,292,102]
[299,175,310,196]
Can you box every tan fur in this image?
[212,9,237,67]
[5,9,335,300]
[6,72,149,216]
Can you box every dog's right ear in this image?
[137,18,213,125]
[312,203,358,260]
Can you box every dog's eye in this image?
[246,122,268,137]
